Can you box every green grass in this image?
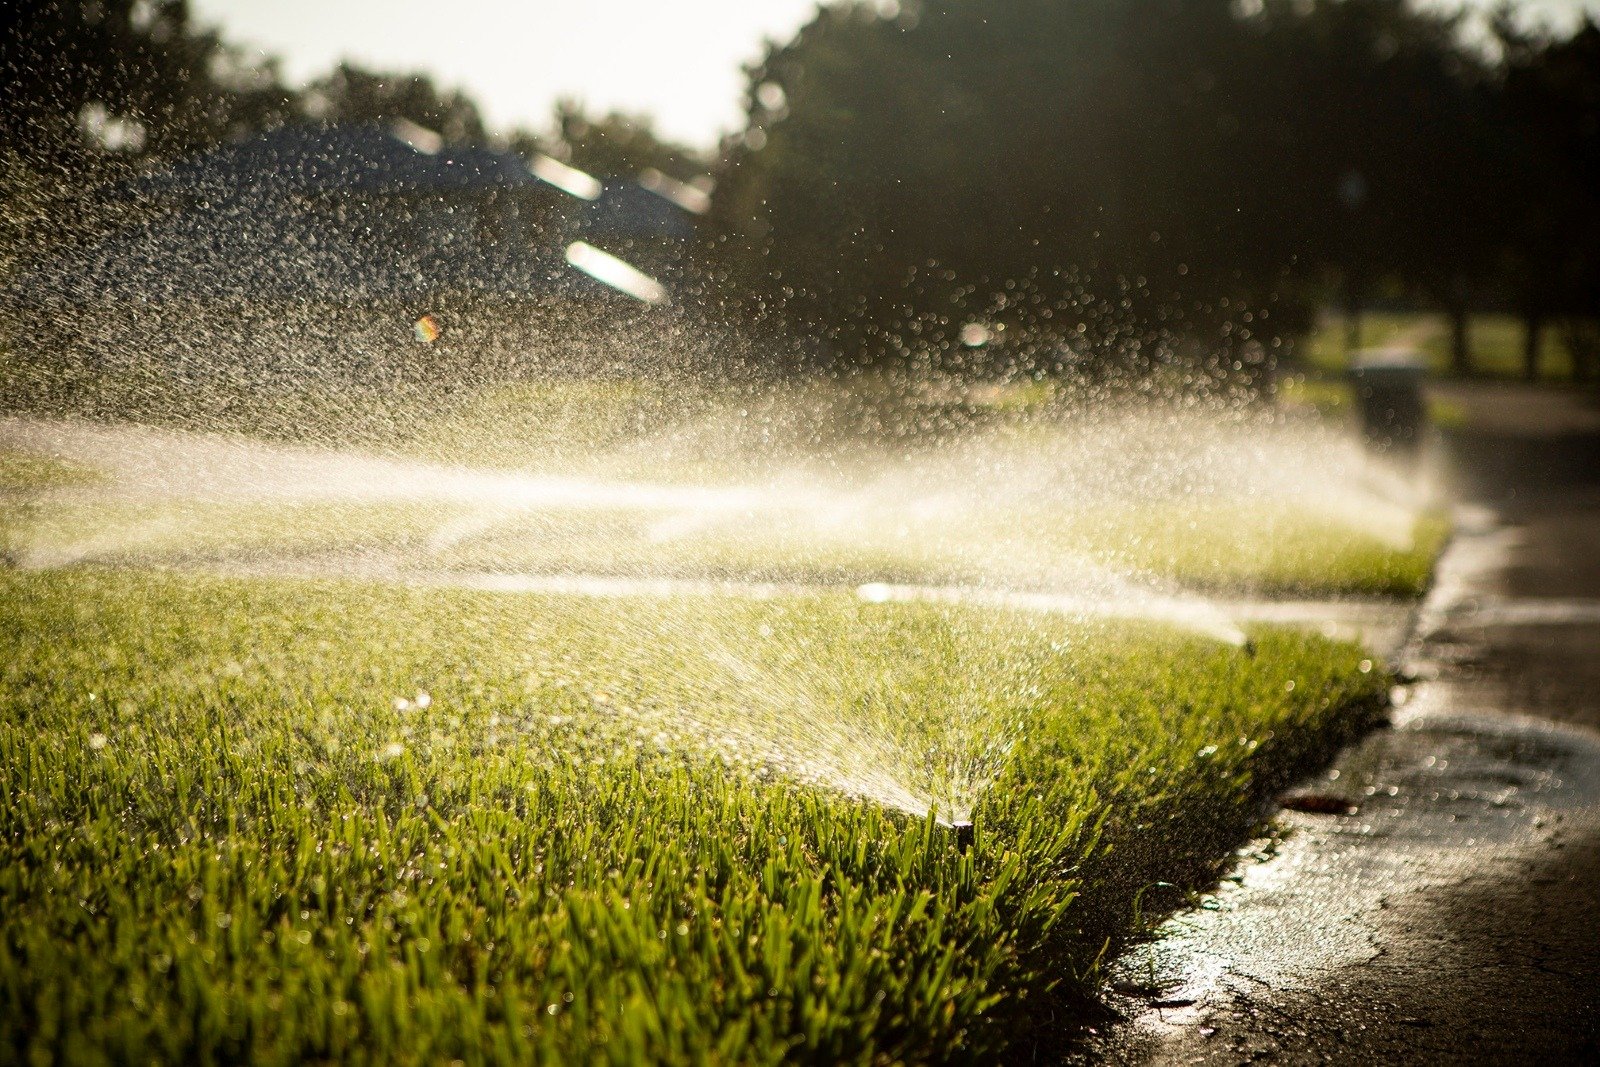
[423,498,1446,598]
[1277,376,1468,431]
[0,447,102,492]
[0,357,1428,1058]
[0,566,1389,1063]
[3,486,1447,599]
[391,376,1067,485]
[2,355,1446,596]
[2,497,439,571]
[1300,311,1576,380]
[1067,502,1450,598]
[391,380,1446,597]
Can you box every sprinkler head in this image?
[951,820,975,854]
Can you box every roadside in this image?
[1084,382,1600,1063]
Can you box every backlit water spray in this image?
[0,134,1437,830]
[0,387,1429,826]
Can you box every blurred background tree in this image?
[305,63,490,145]
[540,98,703,180]
[3,0,1599,381]
[1499,16,1600,381]
[1,0,295,260]
[709,0,1541,376]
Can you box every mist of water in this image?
[0,126,1439,822]
[0,382,1431,822]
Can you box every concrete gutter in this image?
[1083,384,1600,1063]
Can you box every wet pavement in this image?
[1087,383,1600,1064]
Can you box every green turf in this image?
[1277,376,1468,430]
[0,567,1389,1063]
[1063,502,1450,598]
[2,362,1446,598]
[0,446,102,492]
[389,376,1067,485]
[3,485,1446,599]
[1300,311,1575,380]
[385,380,1447,597]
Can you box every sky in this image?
[192,0,1598,150]
[191,0,823,148]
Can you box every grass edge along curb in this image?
[0,567,1390,1063]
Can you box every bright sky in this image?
[193,0,1596,149]
[192,0,823,148]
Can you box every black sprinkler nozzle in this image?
[951,820,974,854]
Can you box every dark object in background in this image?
[1279,791,1359,816]
[1351,349,1427,457]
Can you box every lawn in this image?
[0,447,101,493]
[0,566,1387,1063]
[2,459,1444,599]
[1299,310,1576,380]
[1276,375,1469,432]
[2,374,1446,599]
[0,377,1428,1061]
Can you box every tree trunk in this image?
[1449,303,1471,377]
[1344,282,1362,360]
[1523,308,1543,382]
[1567,320,1597,384]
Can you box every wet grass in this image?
[3,488,1446,599]
[1,373,1446,597]
[1081,502,1450,598]
[1277,376,1469,431]
[394,380,1446,597]
[420,499,1447,598]
[3,496,434,571]
[0,446,102,492]
[0,566,1388,1063]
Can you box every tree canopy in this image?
[4,0,1599,378]
[710,0,1600,375]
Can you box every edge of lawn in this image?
[994,635,1396,1056]
[0,566,1404,1061]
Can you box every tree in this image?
[307,63,489,145]
[1499,17,1600,381]
[546,98,704,180]
[710,1,1284,370]
[710,0,1505,376]
[1257,0,1499,375]
[1,0,296,262]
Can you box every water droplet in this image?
[413,314,441,343]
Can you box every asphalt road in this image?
[1083,382,1600,1065]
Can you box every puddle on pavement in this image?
[1091,505,1600,1055]
[1096,695,1600,1049]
